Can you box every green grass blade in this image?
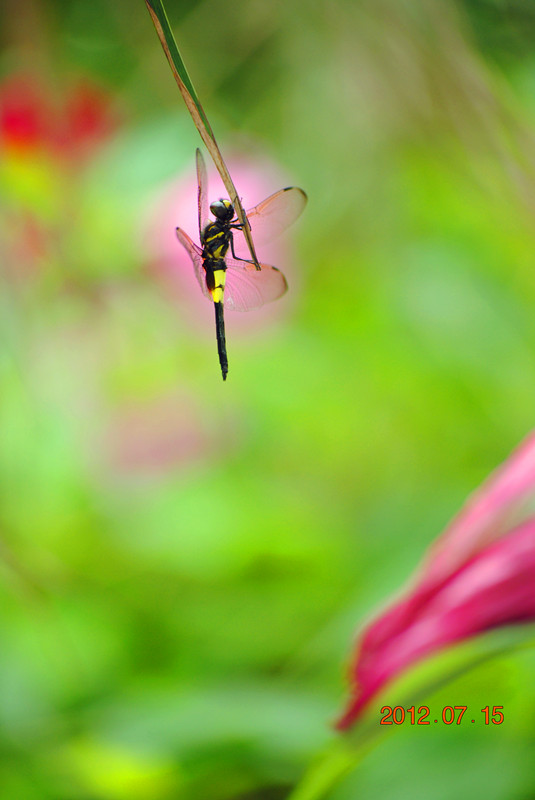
[144,0,260,268]
[144,0,213,139]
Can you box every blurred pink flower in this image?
[337,432,535,729]
[104,392,212,478]
[144,151,301,335]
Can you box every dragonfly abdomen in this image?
[214,301,228,380]
[203,256,227,304]
[203,256,228,380]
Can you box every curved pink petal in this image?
[424,431,535,584]
[350,433,535,679]
[337,432,535,729]
[337,516,535,729]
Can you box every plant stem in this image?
[144,0,260,267]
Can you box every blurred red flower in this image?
[1,72,121,282]
[0,73,118,161]
[337,432,535,729]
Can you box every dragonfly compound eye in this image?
[210,199,234,221]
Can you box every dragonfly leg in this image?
[228,230,258,267]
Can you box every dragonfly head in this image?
[210,199,234,223]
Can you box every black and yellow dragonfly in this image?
[176,149,307,380]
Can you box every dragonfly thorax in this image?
[201,218,232,261]
[209,199,234,222]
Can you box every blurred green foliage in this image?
[2,0,535,797]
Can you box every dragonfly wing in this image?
[176,227,211,301]
[232,186,307,259]
[196,148,209,238]
[223,256,288,312]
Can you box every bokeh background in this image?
[2,0,535,797]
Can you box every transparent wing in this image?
[223,257,288,312]
[196,148,209,239]
[176,227,211,301]
[232,186,307,259]
[176,227,288,311]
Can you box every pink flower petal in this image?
[337,433,535,729]
[424,431,535,585]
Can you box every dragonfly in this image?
[176,148,307,380]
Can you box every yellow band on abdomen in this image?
[211,268,226,304]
